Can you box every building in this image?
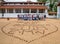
[0,0,48,19]
[48,12,57,18]
[57,0,60,18]
[57,2,60,18]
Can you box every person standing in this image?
[17,14,20,20]
[44,15,46,21]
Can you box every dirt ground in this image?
[0,19,60,44]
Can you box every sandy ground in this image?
[0,19,60,44]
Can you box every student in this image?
[37,15,40,20]
[44,15,46,20]
[17,14,20,20]
[32,15,33,20]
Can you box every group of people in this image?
[17,14,46,20]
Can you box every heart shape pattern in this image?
[1,22,58,43]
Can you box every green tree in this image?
[49,0,57,12]
[37,0,57,12]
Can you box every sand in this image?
[0,19,60,44]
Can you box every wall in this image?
[4,0,37,2]
[47,15,57,18]
[0,13,2,18]
[0,13,45,18]
[57,6,60,18]
[0,13,57,18]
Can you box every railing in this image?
[3,4,44,6]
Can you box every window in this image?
[31,9,37,13]
[24,3,28,5]
[2,9,5,13]
[23,9,29,13]
[34,3,38,5]
[49,14,57,16]
[7,9,13,13]
[0,9,5,13]
[29,3,33,5]
[39,9,45,13]
[15,9,21,13]
[39,3,42,5]
[0,9,2,13]
[49,14,53,16]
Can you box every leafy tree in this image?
[37,0,47,2]
[37,0,57,12]
[49,0,57,12]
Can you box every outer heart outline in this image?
[1,23,58,44]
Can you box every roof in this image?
[57,3,60,6]
[2,2,45,4]
[48,12,57,15]
[0,5,47,9]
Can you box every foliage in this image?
[37,0,58,12]
[37,0,47,2]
